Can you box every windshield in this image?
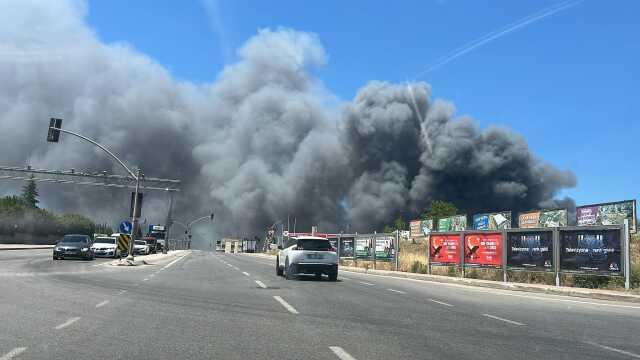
[60,236,88,244]
[296,239,331,251]
[135,241,146,246]
[94,237,115,244]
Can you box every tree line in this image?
[383,200,458,233]
[0,177,112,237]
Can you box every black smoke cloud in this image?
[0,1,576,244]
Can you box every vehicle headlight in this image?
[81,247,89,252]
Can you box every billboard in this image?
[355,235,373,259]
[327,237,338,250]
[560,230,622,274]
[421,219,434,236]
[518,209,567,228]
[507,231,553,271]
[473,212,512,230]
[374,234,395,261]
[438,215,467,232]
[464,233,503,267]
[410,220,422,238]
[339,236,354,258]
[576,200,636,233]
[430,234,460,265]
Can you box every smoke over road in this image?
[0,1,576,244]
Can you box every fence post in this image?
[624,220,630,290]
[554,227,561,287]
[395,230,399,272]
[460,231,465,278]
[427,233,432,275]
[502,229,508,283]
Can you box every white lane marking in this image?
[95,300,110,308]
[0,347,27,360]
[482,314,525,326]
[118,289,127,295]
[242,272,250,276]
[359,281,375,286]
[273,296,299,314]
[329,346,358,360]
[429,299,454,307]
[227,264,233,268]
[149,273,155,278]
[162,253,189,270]
[233,266,239,270]
[387,288,406,294]
[143,278,149,281]
[255,280,267,289]
[584,341,640,359]
[341,270,640,310]
[54,316,81,330]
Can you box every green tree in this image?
[383,225,395,234]
[21,176,39,208]
[393,216,407,231]
[421,200,457,220]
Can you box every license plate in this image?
[307,253,324,259]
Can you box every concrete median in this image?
[108,250,190,266]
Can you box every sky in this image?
[85,0,639,206]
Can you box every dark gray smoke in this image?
[0,1,576,244]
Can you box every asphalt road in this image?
[1,249,639,359]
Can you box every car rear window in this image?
[296,239,331,251]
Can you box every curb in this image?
[340,266,640,304]
[240,253,640,303]
[0,246,55,251]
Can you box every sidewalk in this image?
[242,252,640,303]
[0,244,55,250]
[109,250,190,266]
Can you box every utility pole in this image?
[163,190,174,254]
[127,167,141,261]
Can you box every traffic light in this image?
[47,118,62,142]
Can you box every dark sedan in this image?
[53,235,94,260]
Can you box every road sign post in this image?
[624,219,631,290]
[126,167,141,262]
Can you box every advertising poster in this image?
[576,200,636,233]
[507,231,553,271]
[560,230,622,274]
[355,235,373,259]
[328,237,338,250]
[374,234,395,261]
[473,212,512,230]
[438,215,467,232]
[518,209,567,228]
[430,234,460,265]
[421,219,434,236]
[464,233,503,267]
[410,220,422,238]
[339,236,354,258]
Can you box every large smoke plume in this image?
[0,1,576,245]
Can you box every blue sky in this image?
[86,0,639,206]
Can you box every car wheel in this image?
[53,256,57,260]
[285,261,295,280]
[328,270,338,282]
[315,273,322,280]
[276,258,284,276]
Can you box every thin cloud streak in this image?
[414,0,583,78]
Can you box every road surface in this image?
[1,249,639,359]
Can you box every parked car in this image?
[133,240,150,255]
[142,236,158,254]
[276,236,338,281]
[90,236,122,258]
[53,234,94,260]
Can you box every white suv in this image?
[276,236,338,281]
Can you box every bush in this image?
[410,261,428,274]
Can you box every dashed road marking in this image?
[227,264,233,268]
[242,272,250,276]
[387,288,406,294]
[95,300,110,308]
[0,347,27,360]
[255,280,267,289]
[330,346,357,360]
[149,273,155,278]
[273,296,299,314]
[483,314,525,326]
[55,317,81,330]
[162,253,189,270]
[584,341,640,359]
[429,299,454,307]
[118,289,127,295]
[143,278,149,281]
[359,281,374,286]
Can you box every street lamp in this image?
[47,118,142,262]
[171,213,214,250]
